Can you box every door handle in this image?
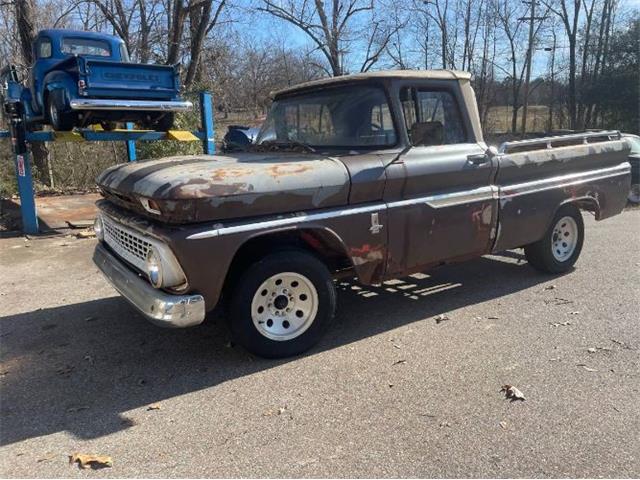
[467,153,490,165]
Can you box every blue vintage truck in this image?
[0,29,192,131]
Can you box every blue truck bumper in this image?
[70,98,193,112]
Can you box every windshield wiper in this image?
[253,140,316,153]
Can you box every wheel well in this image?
[222,229,353,297]
[565,196,601,219]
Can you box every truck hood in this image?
[97,152,350,223]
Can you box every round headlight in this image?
[93,215,104,241]
[145,247,163,288]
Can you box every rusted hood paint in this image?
[97,152,350,223]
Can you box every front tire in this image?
[628,184,640,204]
[525,204,584,274]
[229,250,337,358]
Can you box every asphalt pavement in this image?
[0,209,638,477]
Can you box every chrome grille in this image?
[102,216,151,272]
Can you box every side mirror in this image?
[486,145,498,158]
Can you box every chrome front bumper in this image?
[93,243,205,328]
[70,99,193,112]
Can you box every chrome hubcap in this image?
[251,272,318,341]
[551,216,578,262]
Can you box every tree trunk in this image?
[15,0,50,184]
[568,37,577,129]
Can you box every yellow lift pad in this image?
[166,130,199,142]
[53,131,85,142]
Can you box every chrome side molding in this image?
[186,163,630,241]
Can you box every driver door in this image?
[384,86,497,276]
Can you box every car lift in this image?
[0,92,215,234]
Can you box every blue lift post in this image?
[125,122,137,162]
[200,91,215,155]
[1,91,216,234]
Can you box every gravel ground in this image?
[0,210,639,478]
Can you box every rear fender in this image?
[43,71,77,108]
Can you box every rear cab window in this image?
[401,87,467,146]
[61,38,111,57]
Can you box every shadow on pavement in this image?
[0,252,550,446]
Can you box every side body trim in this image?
[500,163,630,198]
[186,163,630,240]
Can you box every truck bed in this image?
[493,131,630,251]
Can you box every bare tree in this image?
[542,0,581,129]
[259,0,397,76]
[495,0,528,133]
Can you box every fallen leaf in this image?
[500,384,526,401]
[75,230,96,239]
[66,406,90,413]
[577,364,598,372]
[69,453,112,469]
[543,285,556,291]
[587,347,597,354]
[499,421,508,429]
[56,365,74,376]
[37,453,56,463]
[549,321,571,327]
[147,404,161,411]
[434,314,450,324]
[392,359,407,366]
[544,297,573,305]
[277,407,286,415]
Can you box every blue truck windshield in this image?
[256,85,396,148]
[62,38,111,57]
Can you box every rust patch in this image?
[350,243,385,266]
[211,167,253,182]
[267,164,313,177]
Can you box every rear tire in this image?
[228,250,336,358]
[100,121,118,131]
[525,204,584,274]
[153,113,175,132]
[47,90,75,131]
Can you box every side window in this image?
[38,38,52,59]
[401,87,466,146]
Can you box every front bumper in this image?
[93,243,205,328]
[70,99,193,112]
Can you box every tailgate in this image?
[84,60,178,100]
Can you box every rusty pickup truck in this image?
[92,70,631,358]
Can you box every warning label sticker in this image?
[17,155,25,177]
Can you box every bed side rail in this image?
[498,130,622,154]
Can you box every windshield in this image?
[256,85,396,149]
[62,38,111,57]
